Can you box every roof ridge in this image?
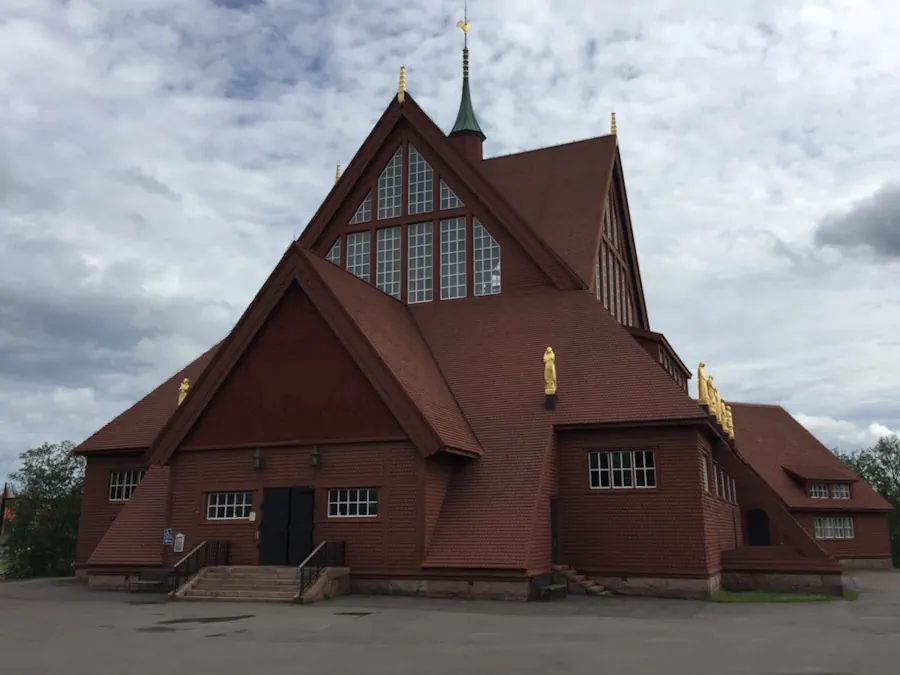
[483,134,615,162]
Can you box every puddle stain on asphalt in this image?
[157,614,255,626]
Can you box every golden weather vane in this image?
[456,0,471,46]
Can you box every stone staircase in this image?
[552,564,610,596]
[175,566,300,602]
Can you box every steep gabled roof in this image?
[731,402,892,512]
[410,288,707,569]
[482,138,651,329]
[73,345,219,454]
[87,466,169,567]
[147,243,482,466]
[297,93,583,291]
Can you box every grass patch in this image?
[713,589,855,603]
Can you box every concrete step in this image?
[203,571,298,580]
[586,584,608,595]
[551,564,570,572]
[194,581,299,592]
[183,589,297,600]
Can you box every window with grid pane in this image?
[700,454,709,492]
[328,488,379,517]
[108,470,146,501]
[830,483,850,499]
[376,227,401,299]
[326,238,341,265]
[440,217,466,299]
[588,452,611,489]
[408,145,433,215]
[206,492,253,520]
[601,244,608,309]
[814,516,854,539]
[346,231,371,281]
[634,451,656,488]
[611,451,633,488]
[350,193,372,224]
[808,483,829,499]
[407,222,433,303]
[440,180,463,209]
[473,218,500,296]
[377,149,402,219]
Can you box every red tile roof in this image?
[411,288,706,568]
[306,251,483,456]
[481,136,617,285]
[782,464,859,482]
[87,466,170,567]
[74,345,219,454]
[730,402,891,512]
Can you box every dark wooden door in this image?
[746,508,771,546]
[259,487,291,565]
[287,487,315,566]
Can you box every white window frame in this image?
[439,217,466,300]
[346,231,371,281]
[206,492,253,520]
[473,218,501,296]
[407,221,433,303]
[407,145,433,215]
[350,193,372,224]
[377,148,403,220]
[376,226,402,299]
[588,450,657,490]
[439,180,463,209]
[814,516,854,540]
[700,453,709,492]
[326,237,341,265]
[327,488,379,518]
[830,483,851,499]
[809,483,829,499]
[108,469,146,501]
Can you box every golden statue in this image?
[397,65,407,103]
[697,362,709,405]
[726,405,735,438]
[610,111,617,136]
[543,347,557,396]
[334,163,341,185]
[707,377,718,418]
[177,378,191,406]
[718,395,727,424]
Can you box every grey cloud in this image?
[813,181,900,258]
[119,168,182,200]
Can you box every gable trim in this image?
[147,244,457,466]
[611,148,651,330]
[298,94,584,291]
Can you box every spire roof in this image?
[449,18,485,141]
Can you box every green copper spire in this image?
[450,16,485,141]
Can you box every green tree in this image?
[835,435,900,566]
[0,442,84,579]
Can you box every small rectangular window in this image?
[589,450,657,490]
[407,222,433,303]
[814,516,854,539]
[611,450,634,488]
[328,488,379,518]
[588,452,611,489]
[700,454,709,492]
[808,483,829,499]
[473,218,501,296]
[108,470,146,501]
[634,451,656,488]
[376,227,401,299]
[206,492,253,520]
[346,231,371,281]
[439,217,466,300]
[600,243,608,310]
[830,483,850,499]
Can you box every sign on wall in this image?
[163,528,173,545]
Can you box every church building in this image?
[73,29,892,600]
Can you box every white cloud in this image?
[793,412,899,452]
[2,0,900,478]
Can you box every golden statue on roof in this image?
[397,66,407,103]
[707,376,718,418]
[726,405,735,439]
[697,362,709,406]
[335,163,341,185]
[543,347,557,396]
[178,378,191,406]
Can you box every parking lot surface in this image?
[2,571,899,675]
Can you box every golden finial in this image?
[398,65,407,103]
[334,163,341,185]
[456,19,471,34]
[610,112,617,137]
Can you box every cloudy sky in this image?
[2,0,899,480]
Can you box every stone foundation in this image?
[351,577,530,601]
[87,574,130,590]
[722,571,843,596]
[839,557,894,570]
[588,574,721,599]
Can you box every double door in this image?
[258,486,315,566]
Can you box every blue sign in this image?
[163,528,173,545]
